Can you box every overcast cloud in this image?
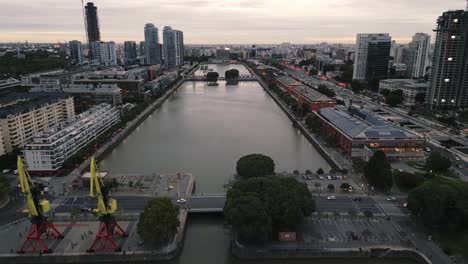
[0,0,464,44]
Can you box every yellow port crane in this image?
[87,157,127,252]
[16,156,63,254]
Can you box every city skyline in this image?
[0,0,464,44]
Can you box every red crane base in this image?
[87,218,128,252]
[17,220,64,254]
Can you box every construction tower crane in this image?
[87,157,127,252]
[16,156,63,254]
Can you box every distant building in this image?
[406,33,430,79]
[379,79,429,106]
[163,26,184,68]
[144,23,161,65]
[429,9,468,110]
[0,78,21,95]
[0,93,75,155]
[85,2,100,43]
[353,33,392,81]
[29,83,122,112]
[394,46,408,64]
[73,70,145,101]
[24,104,120,172]
[314,106,424,160]
[276,76,336,111]
[124,41,138,65]
[216,48,231,61]
[89,41,117,66]
[69,40,83,65]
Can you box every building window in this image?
[454,19,459,23]
[441,99,446,103]
[451,35,456,39]
[448,57,453,61]
[445,79,450,82]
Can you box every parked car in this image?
[80,207,92,213]
[176,198,187,203]
[319,176,325,180]
[1,169,10,174]
[327,196,336,200]
[43,187,49,193]
[327,175,332,180]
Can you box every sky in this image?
[0,0,465,44]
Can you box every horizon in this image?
[0,0,465,44]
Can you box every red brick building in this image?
[276,76,336,111]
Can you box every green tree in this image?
[317,85,336,98]
[351,80,365,94]
[236,154,275,178]
[394,170,425,190]
[316,168,324,175]
[137,197,180,245]
[426,152,452,173]
[225,177,314,243]
[385,90,404,107]
[308,68,318,76]
[415,93,426,104]
[408,177,468,232]
[206,71,219,83]
[380,89,390,97]
[364,151,393,193]
[340,183,351,191]
[327,184,335,191]
[225,69,240,79]
[352,159,367,173]
[305,169,312,175]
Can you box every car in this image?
[43,187,49,193]
[13,170,18,175]
[1,169,10,174]
[425,147,431,152]
[80,207,92,213]
[327,175,332,180]
[455,156,460,161]
[319,176,325,180]
[176,198,187,203]
[456,164,464,169]
[166,186,174,190]
[302,175,307,180]
[402,202,408,208]
[327,196,336,200]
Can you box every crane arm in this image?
[17,156,39,217]
[90,157,113,215]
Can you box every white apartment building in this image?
[90,41,117,66]
[24,104,120,172]
[0,94,75,155]
[353,33,392,81]
[407,33,431,79]
[379,79,429,106]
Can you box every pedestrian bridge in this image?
[187,194,226,213]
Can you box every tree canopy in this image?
[206,71,219,82]
[225,69,240,79]
[137,197,180,246]
[317,85,336,98]
[394,170,424,190]
[236,154,275,178]
[384,89,404,107]
[364,151,393,193]
[224,176,314,243]
[415,93,426,104]
[408,177,468,232]
[425,152,452,173]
